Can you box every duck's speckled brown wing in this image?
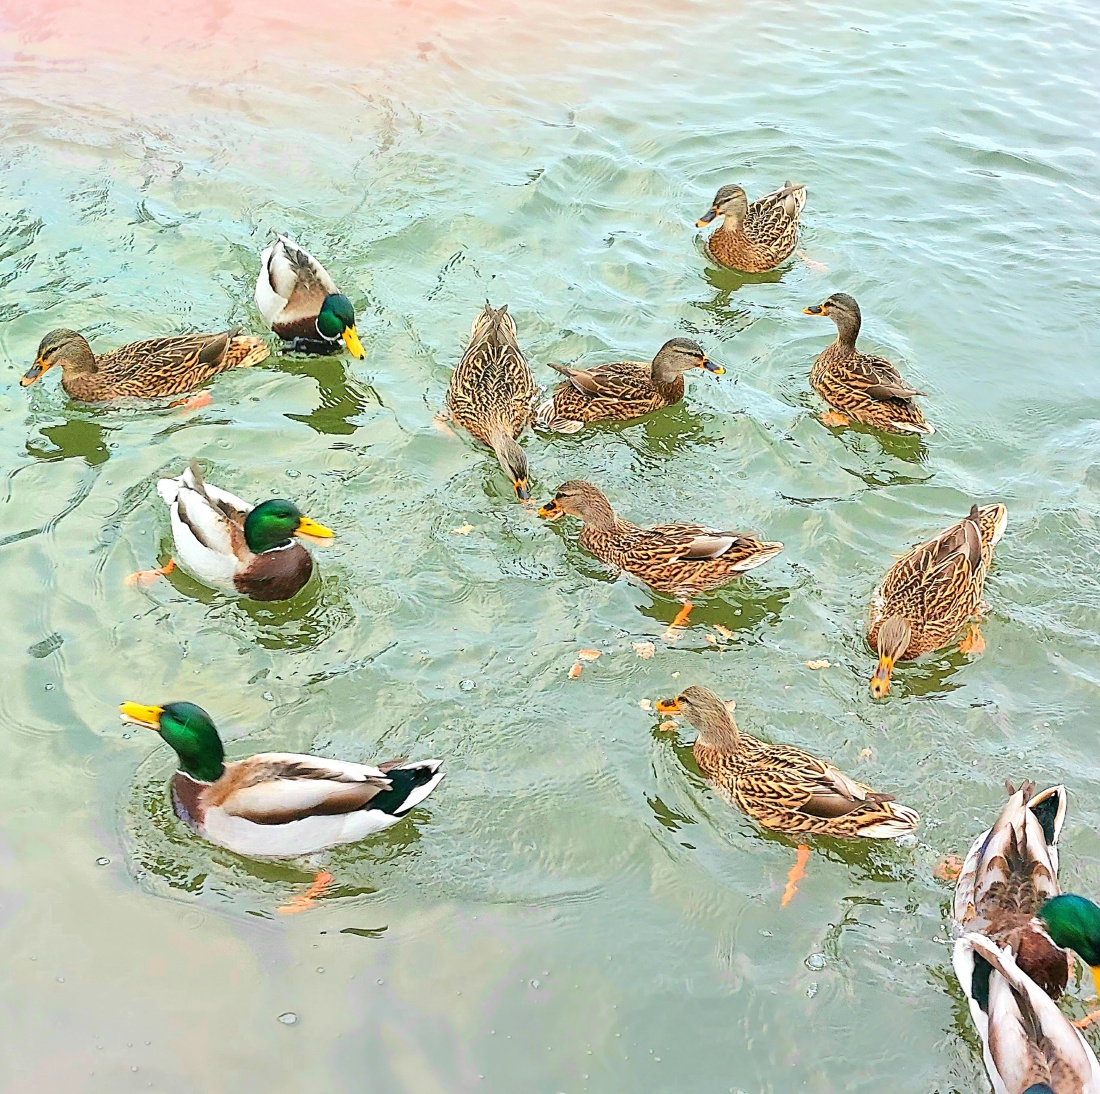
[539,361,678,428]
[696,735,919,838]
[447,305,536,443]
[76,330,269,400]
[869,505,1004,656]
[810,344,932,433]
[582,520,782,596]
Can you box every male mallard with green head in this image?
[120,700,444,911]
[127,462,334,601]
[255,236,366,359]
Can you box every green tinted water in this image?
[2,0,1100,1089]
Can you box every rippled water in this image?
[2,0,1100,1089]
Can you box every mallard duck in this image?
[695,182,807,272]
[21,327,269,402]
[254,236,365,359]
[654,686,920,838]
[953,782,1069,999]
[869,502,1007,696]
[446,304,538,500]
[804,294,934,434]
[126,462,334,601]
[953,933,1100,1094]
[120,701,444,860]
[1038,895,1100,1029]
[538,480,782,633]
[534,338,723,434]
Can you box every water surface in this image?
[2,0,1100,1090]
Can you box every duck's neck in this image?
[833,312,861,349]
[697,713,741,754]
[577,495,617,532]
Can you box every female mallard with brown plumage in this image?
[868,503,1007,696]
[21,327,268,402]
[538,480,782,634]
[804,293,934,434]
[654,686,919,838]
[953,782,1069,1000]
[255,236,365,359]
[127,462,334,602]
[695,181,807,272]
[446,304,538,500]
[534,338,723,434]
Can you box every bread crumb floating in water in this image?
[578,649,601,662]
[805,659,831,670]
[713,624,734,640]
[450,524,474,535]
[568,663,583,679]
[639,698,653,710]
[658,721,677,732]
[632,641,655,659]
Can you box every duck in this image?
[21,327,269,402]
[654,685,920,838]
[953,782,1069,999]
[538,480,782,634]
[126,461,334,602]
[953,932,1100,1094]
[804,294,934,434]
[695,181,807,272]
[119,700,444,859]
[254,235,366,359]
[446,304,538,500]
[534,338,723,434]
[868,502,1007,696]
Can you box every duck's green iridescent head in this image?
[119,700,226,783]
[1039,894,1100,993]
[316,294,365,359]
[243,499,335,554]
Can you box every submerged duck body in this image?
[21,327,268,401]
[155,462,333,602]
[535,338,723,434]
[120,701,445,859]
[696,182,807,272]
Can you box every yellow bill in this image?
[341,326,366,360]
[119,702,164,730]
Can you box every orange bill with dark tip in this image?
[514,480,531,501]
[702,359,724,375]
[538,500,563,520]
[21,360,49,386]
[654,698,681,713]
[803,304,825,315]
[695,208,718,227]
[870,656,894,698]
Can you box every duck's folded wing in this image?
[549,362,643,401]
[954,933,1100,1094]
[220,754,393,824]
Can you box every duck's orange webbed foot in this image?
[663,601,694,641]
[1073,1010,1100,1030]
[934,854,963,883]
[797,250,828,273]
[277,870,334,915]
[782,845,811,908]
[820,410,850,428]
[959,624,985,656]
[125,559,176,587]
[170,391,213,413]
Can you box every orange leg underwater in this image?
[663,601,694,641]
[820,409,850,429]
[125,558,176,587]
[959,624,985,656]
[782,845,811,908]
[277,870,334,915]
